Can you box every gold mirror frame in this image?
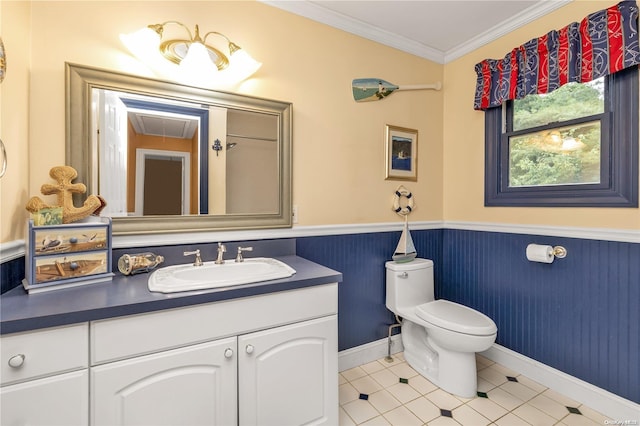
[65,63,292,236]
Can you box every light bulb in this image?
[227,49,262,82]
[120,27,161,59]
[120,27,175,76]
[178,42,218,85]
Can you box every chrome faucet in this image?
[235,246,254,262]
[184,249,203,267]
[215,243,227,264]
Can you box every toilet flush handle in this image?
[399,272,409,278]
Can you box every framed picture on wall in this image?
[385,125,418,181]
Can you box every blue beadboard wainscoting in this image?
[298,228,639,406]
[0,257,24,295]
[296,229,443,351]
[2,226,638,407]
[440,229,639,406]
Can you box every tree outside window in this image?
[508,78,604,188]
[484,66,638,207]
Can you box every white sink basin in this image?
[148,257,296,293]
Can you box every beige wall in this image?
[3,0,638,244]
[0,1,31,242]
[3,0,442,245]
[443,1,640,231]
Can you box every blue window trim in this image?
[484,66,638,207]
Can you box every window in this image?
[508,77,604,188]
[485,66,638,207]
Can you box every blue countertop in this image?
[0,255,342,335]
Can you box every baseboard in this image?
[338,334,403,372]
[481,344,640,421]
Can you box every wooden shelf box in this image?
[24,217,113,293]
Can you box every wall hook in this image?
[212,139,223,156]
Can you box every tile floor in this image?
[339,352,611,426]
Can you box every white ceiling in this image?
[262,0,572,64]
[128,110,198,139]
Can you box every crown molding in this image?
[261,0,572,64]
[444,0,572,63]
[261,0,444,62]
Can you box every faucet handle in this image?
[184,249,203,267]
[215,242,227,264]
[235,246,254,263]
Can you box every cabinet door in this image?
[1,370,88,426]
[91,337,237,426]
[238,315,338,426]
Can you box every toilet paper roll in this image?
[526,244,554,263]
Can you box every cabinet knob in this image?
[224,348,234,359]
[8,354,25,368]
[245,344,254,354]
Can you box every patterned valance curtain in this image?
[474,1,639,110]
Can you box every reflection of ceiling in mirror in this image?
[104,88,201,139]
[127,111,198,139]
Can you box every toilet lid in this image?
[416,300,497,336]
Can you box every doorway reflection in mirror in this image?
[92,89,279,217]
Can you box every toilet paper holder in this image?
[526,243,568,263]
[552,246,568,258]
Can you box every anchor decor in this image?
[392,185,417,262]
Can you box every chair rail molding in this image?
[0,240,25,263]
[1,220,637,259]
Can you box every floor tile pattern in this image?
[339,353,611,426]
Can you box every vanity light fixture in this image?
[121,21,261,86]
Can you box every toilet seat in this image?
[416,300,497,336]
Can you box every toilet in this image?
[385,258,497,398]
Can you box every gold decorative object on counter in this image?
[25,165,106,224]
[118,253,165,276]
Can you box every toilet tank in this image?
[385,258,435,313]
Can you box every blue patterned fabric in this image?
[474,1,639,110]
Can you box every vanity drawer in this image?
[91,283,338,365]
[1,323,88,386]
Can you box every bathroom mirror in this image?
[66,63,292,235]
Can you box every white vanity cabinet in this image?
[91,337,238,425]
[239,315,337,426]
[89,283,338,426]
[0,323,89,425]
